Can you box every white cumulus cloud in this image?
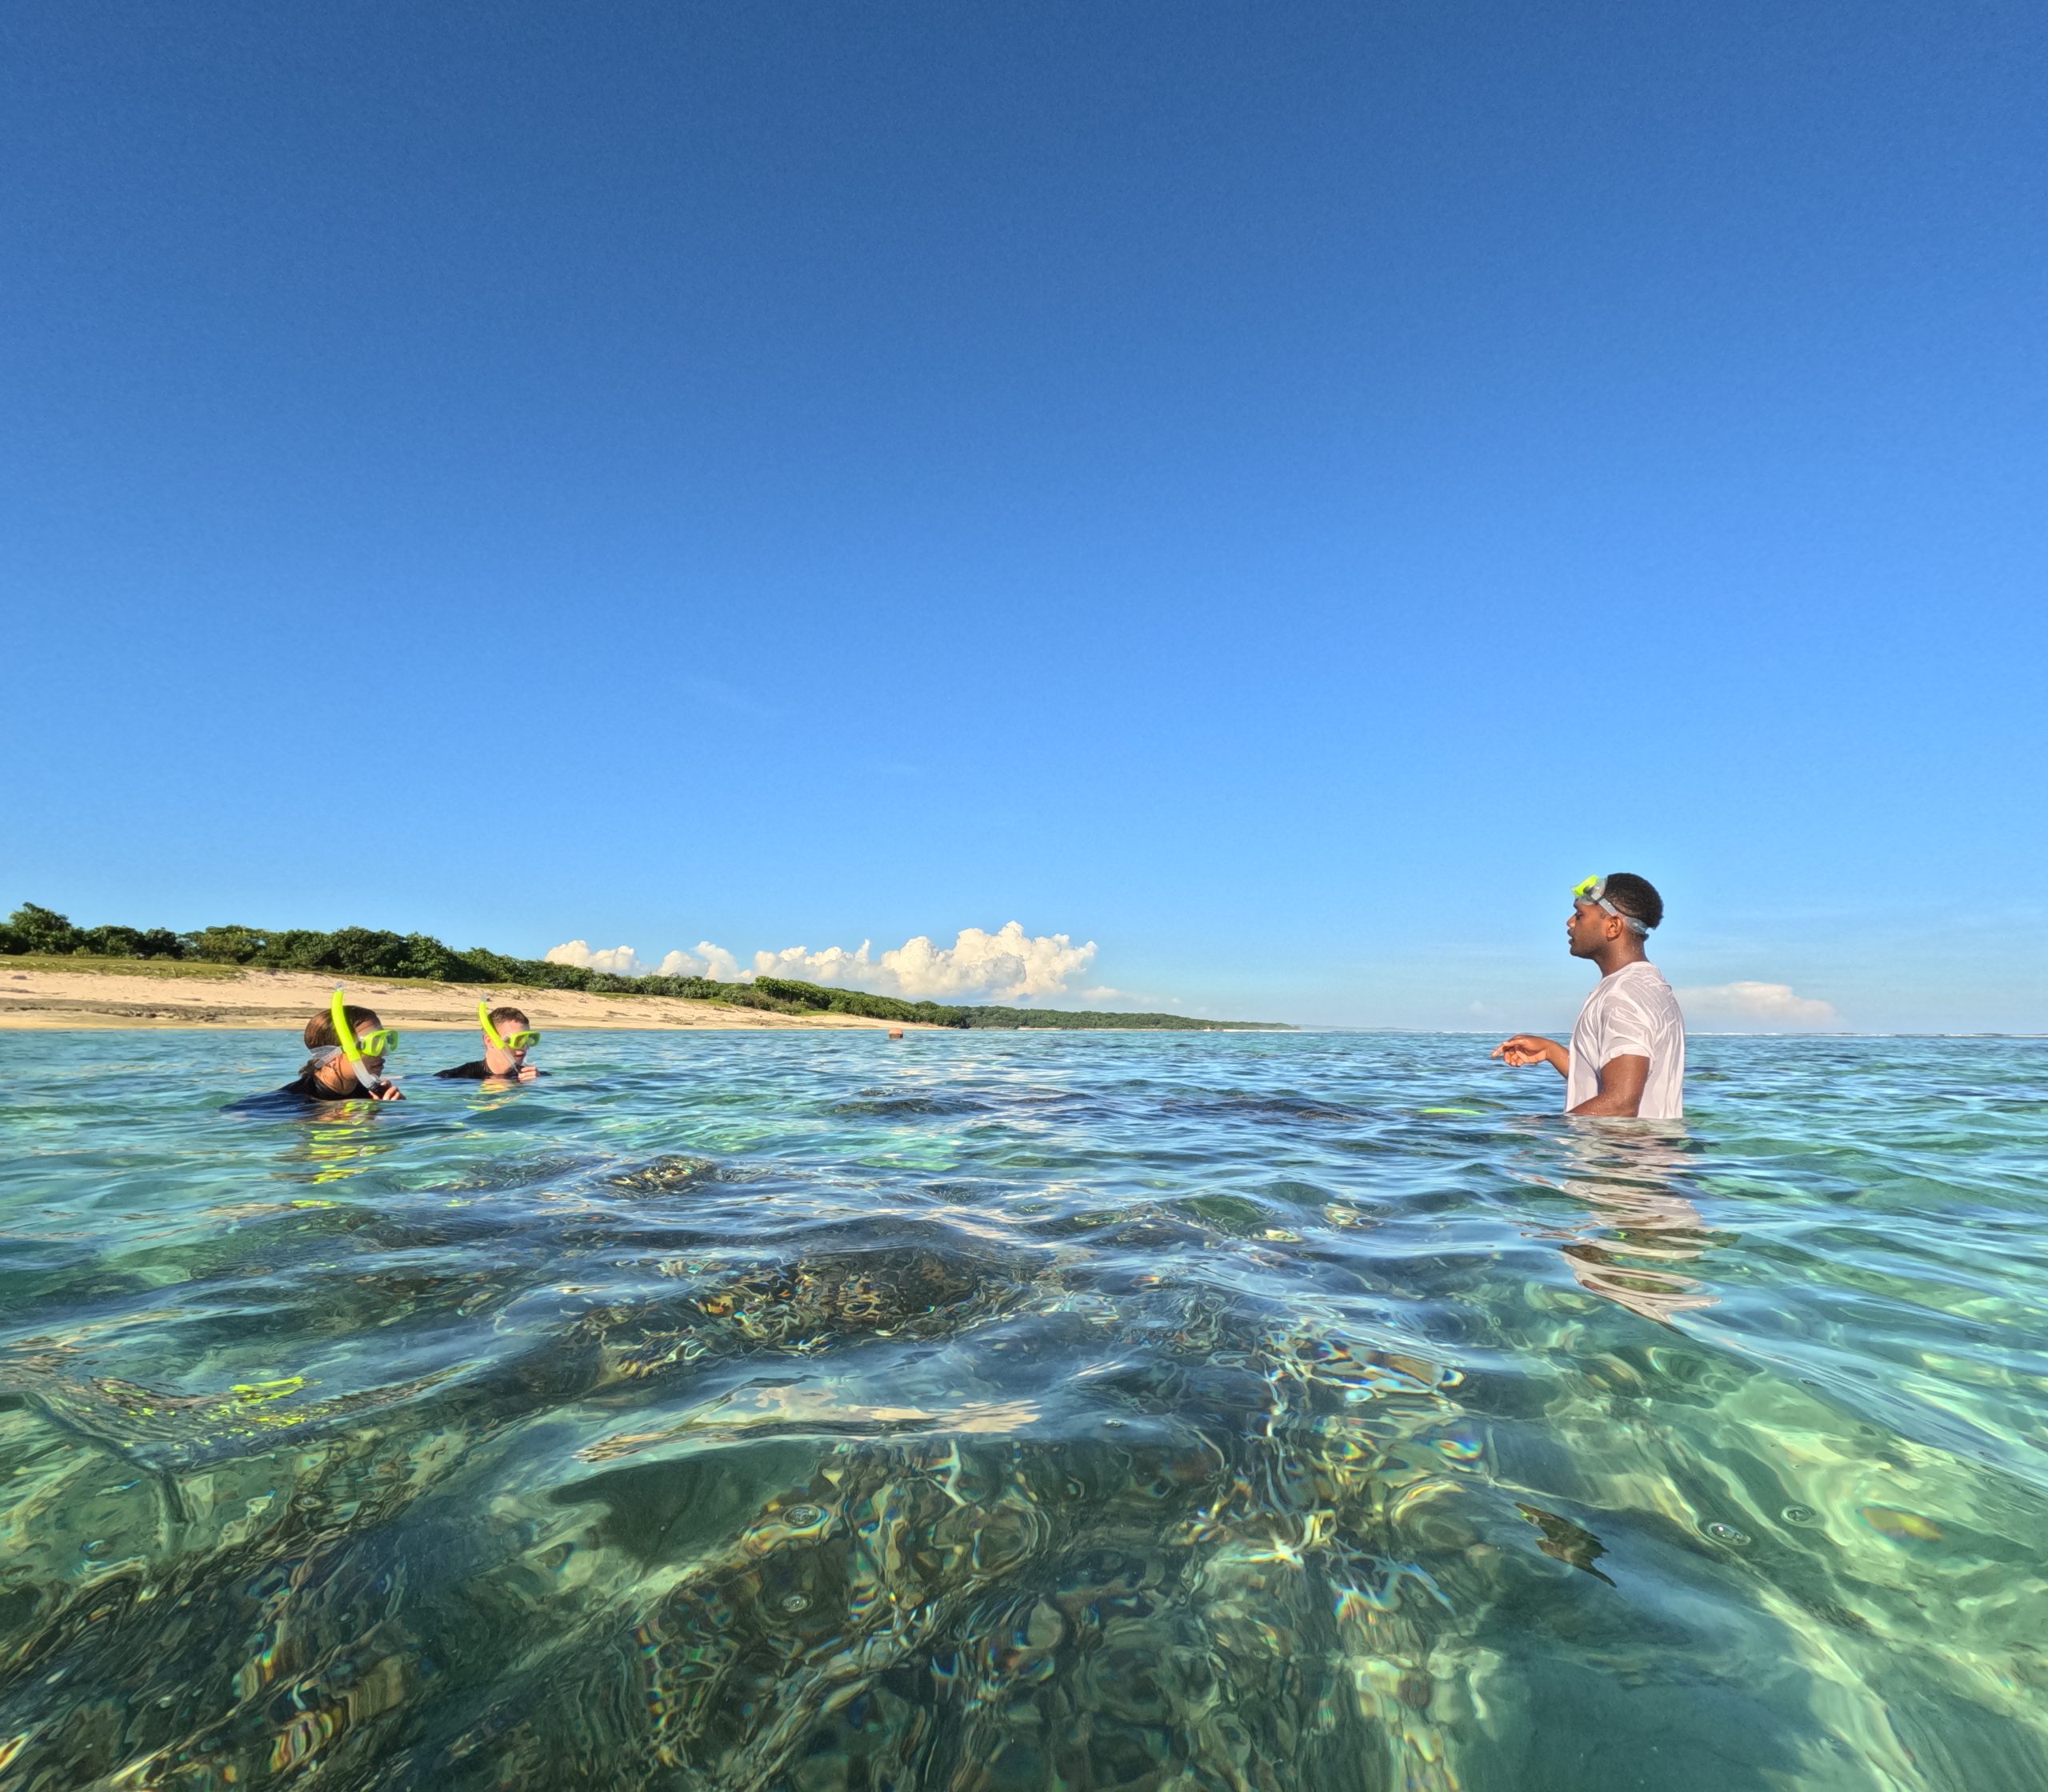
[658,943,742,982]
[1676,981,1841,1030]
[755,922,1097,1002]
[545,940,650,978]
[546,922,1096,1002]
[546,939,741,982]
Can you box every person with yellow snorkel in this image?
[1492,872,1686,1118]
[273,990,406,1102]
[434,1002,545,1082]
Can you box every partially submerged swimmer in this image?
[1493,872,1684,1119]
[435,1002,545,1083]
[274,991,406,1103]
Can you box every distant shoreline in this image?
[2,905,1287,1031]
[0,963,920,1033]
[0,962,1282,1033]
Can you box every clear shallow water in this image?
[3,1029,2046,1792]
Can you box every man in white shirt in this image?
[1492,873,1686,1119]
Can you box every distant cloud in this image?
[756,922,1098,1002]
[546,939,742,981]
[545,921,1094,1002]
[1676,981,1840,1030]
[657,943,742,982]
[544,940,649,978]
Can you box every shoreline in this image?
[0,965,929,1032]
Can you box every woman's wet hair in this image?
[301,1003,384,1075]
[1602,873,1665,930]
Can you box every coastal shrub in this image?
[183,924,270,963]
[6,905,87,955]
[752,978,965,1025]
[445,946,582,990]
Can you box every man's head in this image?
[482,1003,538,1070]
[1566,873,1664,962]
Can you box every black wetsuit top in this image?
[434,1061,548,1080]
[223,1073,378,1112]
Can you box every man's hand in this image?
[1569,1054,1647,1117]
[515,1066,539,1083]
[1492,1034,1568,1075]
[370,1082,406,1102]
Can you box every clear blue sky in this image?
[5,2,2043,1032]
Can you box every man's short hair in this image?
[488,1005,530,1030]
[1602,874,1665,930]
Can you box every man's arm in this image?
[1492,1035,1569,1076]
[1569,1054,1647,1117]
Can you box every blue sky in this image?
[5,2,2043,1032]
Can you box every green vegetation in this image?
[2,903,1286,1030]
[744,976,1275,1030]
[3,954,242,981]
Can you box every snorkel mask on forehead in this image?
[328,987,397,1090]
[1572,875,1651,937]
[479,1002,541,1053]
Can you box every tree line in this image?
[1,903,1282,1030]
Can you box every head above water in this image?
[302,999,394,1085]
[1567,872,1664,966]
[479,1002,538,1070]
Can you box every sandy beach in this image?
[0,962,925,1031]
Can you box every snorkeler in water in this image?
[270,990,406,1103]
[434,1002,546,1082]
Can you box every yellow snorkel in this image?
[330,986,391,1092]
[478,1001,508,1053]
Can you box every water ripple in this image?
[2,1030,2045,1790]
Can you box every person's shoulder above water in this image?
[1609,958,1682,1007]
[223,1073,378,1113]
[434,1060,550,1079]
[446,1002,548,1081]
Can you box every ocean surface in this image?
[2,1028,2045,1792]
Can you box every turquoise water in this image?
[3,1029,2046,1790]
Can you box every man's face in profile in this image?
[1566,898,1615,959]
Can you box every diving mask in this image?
[1571,875,1650,936]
